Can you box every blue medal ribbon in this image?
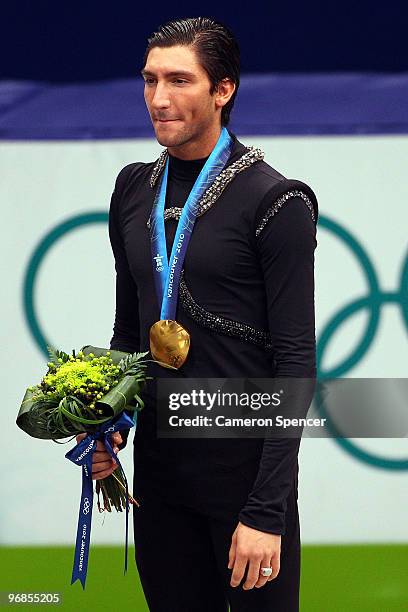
[65,411,136,589]
[150,127,233,318]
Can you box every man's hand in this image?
[228,521,281,589]
[75,432,123,480]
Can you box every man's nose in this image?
[150,82,170,109]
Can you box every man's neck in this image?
[167,125,223,161]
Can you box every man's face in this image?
[142,45,221,151]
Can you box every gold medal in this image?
[149,319,190,369]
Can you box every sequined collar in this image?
[146,141,264,229]
[149,132,264,189]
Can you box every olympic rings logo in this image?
[22,213,408,470]
[82,497,91,515]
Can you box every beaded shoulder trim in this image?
[255,190,316,237]
[147,146,264,229]
[179,270,274,352]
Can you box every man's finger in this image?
[91,463,118,480]
[92,468,113,480]
[254,555,272,588]
[92,450,112,463]
[267,553,280,581]
[92,459,115,474]
[111,432,123,445]
[230,552,247,587]
[92,458,117,474]
[243,555,262,590]
[227,533,237,569]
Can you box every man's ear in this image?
[214,78,236,109]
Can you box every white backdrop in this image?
[1,135,407,545]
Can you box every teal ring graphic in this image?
[23,212,108,357]
[24,213,408,470]
[316,217,408,470]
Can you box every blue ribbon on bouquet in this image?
[65,411,136,589]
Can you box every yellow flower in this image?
[44,361,108,396]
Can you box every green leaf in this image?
[59,404,110,426]
[56,349,70,363]
[133,392,144,410]
[46,345,60,366]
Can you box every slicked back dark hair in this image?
[143,17,240,127]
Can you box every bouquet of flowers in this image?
[16,344,153,588]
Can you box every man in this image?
[81,16,318,611]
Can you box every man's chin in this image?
[155,135,175,147]
[155,135,183,148]
[154,125,189,148]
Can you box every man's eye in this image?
[174,79,187,84]
[144,78,155,84]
